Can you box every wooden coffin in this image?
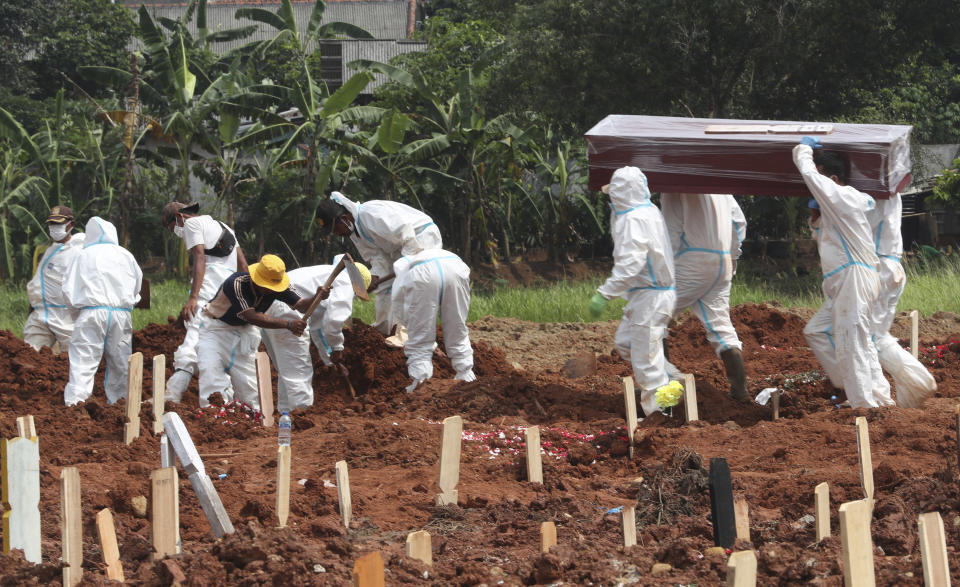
[585,115,912,199]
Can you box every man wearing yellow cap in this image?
[261,256,371,411]
[196,254,325,410]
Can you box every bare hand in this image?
[367,275,380,293]
[287,318,307,336]
[180,297,199,322]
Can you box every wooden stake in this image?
[61,467,83,587]
[734,496,750,542]
[683,373,699,422]
[525,426,543,484]
[95,509,124,581]
[910,309,920,359]
[622,376,638,458]
[540,521,557,553]
[709,457,737,548]
[15,415,36,439]
[124,352,143,445]
[622,505,637,548]
[186,472,234,538]
[839,499,875,587]
[436,415,462,506]
[405,530,432,566]
[771,390,780,420]
[276,446,291,528]
[918,512,951,587]
[150,467,179,559]
[815,482,830,541]
[726,550,758,587]
[162,412,205,475]
[336,460,352,529]
[160,434,176,469]
[854,417,874,502]
[256,351,275,427]
[352,551,385,587]
[152,354,165,434]
[1,436,41,563]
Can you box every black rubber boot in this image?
[720,348,749,402]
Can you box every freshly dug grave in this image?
[1,303,959,585]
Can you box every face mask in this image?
[808,217,821,231]
[49,224,69,241]
[173,224,185,238]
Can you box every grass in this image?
[1,256,957,336]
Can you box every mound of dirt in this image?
[2,304,960,585]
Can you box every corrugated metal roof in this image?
[340,40,426,90]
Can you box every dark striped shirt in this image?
[205,273,300,326]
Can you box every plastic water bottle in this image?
[278,412,292,446]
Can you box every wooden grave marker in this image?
[683,373,699,422]
[815,482,831,541]
[772,390,780,420]
[436,415,463,506]
[709,457,737,548]
[95,509,124,581]
[160,434,176,469]
[1,434,41,563]
[336,460,352,529]
[61,467,83,587]
[726,550,758,587]
[839,499,875,587]
[525,426,543,484]
[854,417,874,502]
[910,310,920,358]
[734,496,751,542]
[277,446,291,528]
[622,376,639,458]
[16,415,36,439]
[622,505,637,548]
[256,351,275,427]
[151,467,180,559]
[405,530,432,566]
[124,352,144,445]
[352,551,385,587]
[152,354,165,434]
[540,521,557,553]
[918,512,950,587]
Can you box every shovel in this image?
[335,362,357,399]
[303,253,369,320]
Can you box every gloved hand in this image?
[588,292,609,318]
[800,136,823,149]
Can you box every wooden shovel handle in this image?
[303,255,350,319]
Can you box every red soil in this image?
[1,304,959,585]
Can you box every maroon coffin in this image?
[585,115,912,199]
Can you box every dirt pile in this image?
[1,306,960,585]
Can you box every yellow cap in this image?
[248,254,290,292]
[354,262,372,291]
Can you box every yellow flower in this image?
[655,380,684,409]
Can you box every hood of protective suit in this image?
[83,216,119,247]
[608,167,650,213]
[330,191,359,218]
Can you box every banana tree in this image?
[0,149,49,281]
[235,0,372,57]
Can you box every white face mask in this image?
[173,224,185,238]
[49,224,69,241]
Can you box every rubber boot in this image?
[720,348,749,402]
[165,368,193,403]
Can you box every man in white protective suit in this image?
[61,217,142,406]
[867,192,937,406]
[795,137,887,408]
[589,166,676,417]
[260,258,371,412]
[24,205,86,353]
[391,248,476,392]
[197,254,323,410]
[161,201,247,402]
[661,193,749,401]
[315,192,442,336]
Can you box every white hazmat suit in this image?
[330,192,442,334]
[166,215,241,401]
[62,217,142,406]
[794,144,887,408]
[391,248,475,391]
[24,232,86,352]
[599,167,676,417]
[261,264,357,411]
[867,193,937,406]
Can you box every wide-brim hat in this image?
[46,205,74,224]
[249,254,290,292]
[161,201,200,226]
